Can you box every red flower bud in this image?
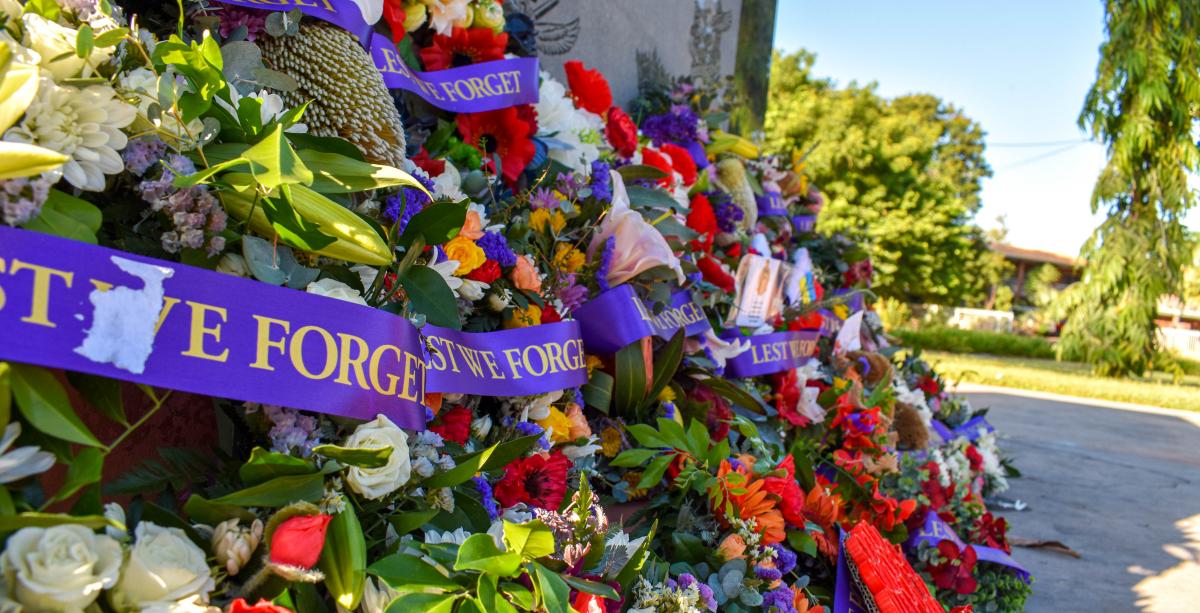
[228,599,294,613]
[605,108,638,158]
[270,514,332,569]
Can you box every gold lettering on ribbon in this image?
[7,259,73,328]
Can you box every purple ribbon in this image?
[953,415,995,441]
[0,227,427,429]
[791,214,817,233]
[905,512,1031,582]
[424,322,586,396]
[211,0,539,113]
[818,308,842,338]
[832,528,870,613]
[574,285,653,354]
[930,419,954,441]
[647,289,711,341]
[721,329,819,378]
[756,191,787,216]
[833,288,866,314]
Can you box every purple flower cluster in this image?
[595,235,616,291]
[556,273,589,312]
[669,573,716,611]
[762,586,799,613]
[472,476,500,521]
[137,156,228,255]
[529,187,561,210]
[771,545,798,574]
[707,191,743,233]
[515,421,551,452]
[477,231,517,267]
[122,137,168,176]
[1,176,51,226]
[384,173,436,229]
[590,160,612,202]
[755,564,783,582]
[555,171,585,200]
[641,104,701,147]
[263,405,320,457]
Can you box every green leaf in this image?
[65,372,125,426]
[453,533,523,577]
[368,552,460,590]
[671,533,707,564]
[617,164,668,182]
[261,185,337,252]
[610,448,660,468]
[561,574,620,601]
[238,447,317,484]
[299,150,429,194]
[644,329,685,409]
[533,561,571,613]
[627,185,685,211]
[398,265,461,329]
[20,0,61,20]
[48,447,103,504]
[10,364,100,447]
[74,24,93,58]
[243,125,313,189]
[700,377,766,414]
[476,574,519,613]
[22,189,102,244]
[387,509,440,537]
[396,201,468,250]
[615,519,657,588]
[637,453,673,490]
[384,593,461,613]
[581,370,613,413]
[287,133,364,160]
[479,435,541,471]
[182,494,256,525]
[685,418,711,458]
[787,530,818,557]
[0,512,118,533]
[612,341,648,417]
[312,444,392,468]
[0,363,11,427]
[502,520,555,560]
[171,156,250,188]
[624,423,667,448]
[210,472,325,507]
[92,28,130,48]
[319,501,367,610]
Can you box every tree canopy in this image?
[764,50,996,305]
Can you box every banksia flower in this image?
[714,158,757,233]
[258,23,407,167]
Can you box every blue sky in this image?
[772,0,1198,256]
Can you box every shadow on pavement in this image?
[962,391,1200,613]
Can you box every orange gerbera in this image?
[803,484,843,558]
[713,460,786,545]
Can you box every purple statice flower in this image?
[707,191,743,233]
[477,231,517,267]
[590,160,611,202]
[697,583,717,611]
[595,235,616,291]
[771,545,798,574]
[573,387,584,406]
[641,104,701,147]
[529,187,561,210]
[122,137,168,176]
[384,173,435,228]
[515,421,551,452]
[137,158,227,255]
[472,476,500,521]
[217,5,268,41]
[762,586,799,613]
[1,176,51,226]
[755,564,783,582]
[704,346,725,376]
[264,405,320,457]
[555,171,585,200]
[556,273,589,313]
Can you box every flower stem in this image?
[104,389,173,453]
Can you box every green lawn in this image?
[917,351,1200,412]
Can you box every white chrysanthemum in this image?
[4,78,135,191]
[535,72,604,174]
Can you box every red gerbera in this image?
[930,540,978,595]
[762,456,806,527]
[457,106,536,185]
[420,27,509,71]
[660,143,698,185]
[430,405,472,445]
[495,451,572,510]
[605,107,638,158]
[686,194,718,253]
[541,304,562,323]
[563,60,613,115]
[640,146,673,186]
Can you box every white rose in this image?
[306,278,367,306]
[0,525,122,612]
[22,13,113,81]
[111,522,214,612]
[343,415,412,500]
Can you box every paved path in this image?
[958,385,1200,613]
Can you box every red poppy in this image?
[639,146,673,186]
[930,540,978,594]
[660,143,697,185]
[457,106,536,185]
[605,107,638,158]
[563,60,613,115]
[771,369,809,428]
[412,147,446,177]
[697,256,735,293]
[270,514,332,569]
[541,304,563,324]
[762,456,806,527]
[971,512,1010,554]
[420,27,509,71]
[467,260,502,283]
[686,194,718,253]
[430,405,472,445]
[228,599,294,613]
[789,311,824,331]
[495,451,572,510]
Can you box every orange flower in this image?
[425,392,443,414]
[717,534,747,561]
[564,403,592,439]
[459,210,484,240]
[714,461,786,545]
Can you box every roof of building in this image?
[990,243,1082,268]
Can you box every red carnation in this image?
[457,106,536,185]
[965,444,984,472]
[228,600,294,613]
[640,146,673,186]
[382,0,407,43]
[430,405,472,445]
[467,259,502,283]
[930,540,978,595]
[762,455,806,527]
[605,107,638,158]
[495,451,572,510]
[687,194,718,253]
[412,147,446,177]
[660,143,697,185]
[541,304,562,323]
[420,27,508,71]
[563,60,613,115]
[270,514,332,569]
[697,256,735,293]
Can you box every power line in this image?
[987,138,1092,148]
[994,142,1087,172]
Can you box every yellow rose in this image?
[444,235,485,276]
[529,209,566,234]
[553,243,585,273]
[504,304,541,329]
[536,407,574,444]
